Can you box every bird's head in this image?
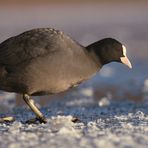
[87,38,132,68]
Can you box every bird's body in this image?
[0,28,100,95]
[0,27,132,123]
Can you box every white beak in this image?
[120,56,132,69]
[121,45,132,69]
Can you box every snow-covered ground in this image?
[0,95,148,148]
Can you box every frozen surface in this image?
[0,95,148,148]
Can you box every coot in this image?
[0,28,132,123]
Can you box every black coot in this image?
[0,28,132,123]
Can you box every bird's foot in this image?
[0,116,15,123]
[23,94,47,124]
[25,116,47,124]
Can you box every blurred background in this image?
[0,0,148,111]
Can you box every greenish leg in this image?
[23,94,47,124]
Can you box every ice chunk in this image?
[98,92,112,107]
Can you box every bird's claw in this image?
[25,116,47,124]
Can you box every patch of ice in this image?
[66,98,94,106]
[98,97,110,107]
[8,122,22,134]
[80,87,94,97]
[49,116,80,137]
[98,92,112,107]
[135,111,145,119]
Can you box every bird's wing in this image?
[0,28,65,66]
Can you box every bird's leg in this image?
[0,116,15,123]
[23,94,47,124]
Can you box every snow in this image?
[0,95,148,148]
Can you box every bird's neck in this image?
[86,44,109,66]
